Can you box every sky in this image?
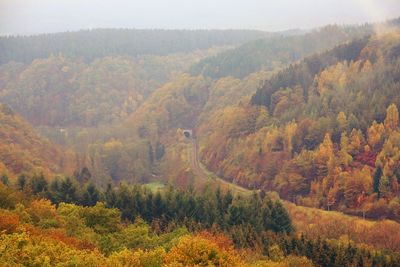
[0,0,399,36]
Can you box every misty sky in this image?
[0,0,399,35]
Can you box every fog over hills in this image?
[1,0,400,35]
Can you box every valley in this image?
[1,17,400,266]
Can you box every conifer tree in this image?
[373,167,383,198]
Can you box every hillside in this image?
[81,75,212,186]
[189,24,372,79]
[0,29,272,64]
[0,49,223,127]
[77,27,376,187]
[198,31,400,221]
[0,104,75,179]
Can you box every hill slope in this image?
[198,31,400,220]
[189,25,372,79]
[0,49,221,127]
[0,104,75,178]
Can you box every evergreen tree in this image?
[58,177,78,203]
[269,201,293,233]
[152,191,165,218]
[155,141,165,160]
[82,183,100,206]
[16,174,26,190]
[223,190,233,211]
[105,183,117,208]
[143,192,154,221]
[148,142,154,164]
[228,205,245,226]
[373,166,382,198]
[0,174,9,186]
[30,173,48,194]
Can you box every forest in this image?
[1,176,399,266]
[200,31,400,221]
[1,16,400,266]
[0,29,271,64]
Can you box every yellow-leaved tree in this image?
[367,121,385,151]
[164,234,243,267]
[384,104,399,132]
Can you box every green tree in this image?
[81,202,121,234]
[58,177,78,203]
[269,201,293,234]
[82,183,100,206]
[30,174,48,194]
[1,174,9,186]
[16,175,26,191]
[373,167,383,198]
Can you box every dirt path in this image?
[189,137,253,195]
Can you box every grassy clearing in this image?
[144,182,166,192]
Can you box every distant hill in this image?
[190,25,373,79]
[0,49,220,127]
[0,29,272,64]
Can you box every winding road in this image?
[188,137,252,195]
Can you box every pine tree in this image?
[148,142,154,164]
[155,141,165,160]
[270,201,293,233]
[16,175,26,190]
[105,183,117,208]
[82,183,100,206]
[59,177,78,203]
[379,176,390,199]
[223,190,233,211]
[153,191,165,218]
[143,192,154,221]
[30,173,48,194]
[0,174,9,186]
[373,167,382,198]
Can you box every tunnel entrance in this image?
[183,129,193,138]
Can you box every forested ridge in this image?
[190,18,400,80]
[190,24,373,79]
[0,29,272,64]
[199,30,400,221]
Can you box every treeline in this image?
[190,24,373,79]
[0,29,271,64]
[262,232,400,267]
[4,173,293,234]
